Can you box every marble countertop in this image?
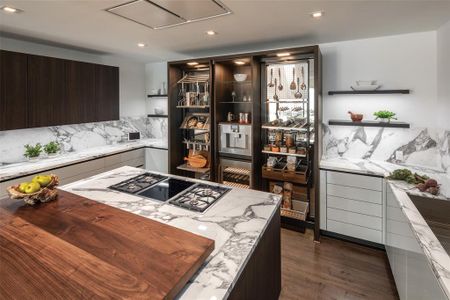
[0,139,167,182]
[59,166,282,300]
[320,157,450,297]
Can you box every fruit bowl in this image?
[7,174,59,205]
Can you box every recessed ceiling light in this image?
[234,61,245,65]
[311,11,323,18]
[206,30,217,36]
[277,52,290,57]
[137,43,147,48]
[187,62,199,66]
[1,6,22,13]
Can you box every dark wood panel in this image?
[0,50,28,131]
[95,64,119,121]
[27,54,66,128]
[65,60,96,124]
[0,190,214,299]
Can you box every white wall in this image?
[145,62,168,115]
[0,37,146,117]
[321,31,438,128]
[437,21,450,129]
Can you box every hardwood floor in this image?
[280,229,399,300]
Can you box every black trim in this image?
[328,89,410,95]
[328,120,410,128]
[321,230,385,250]
[147,94,168,98]
[1,146,168,183]
[218,153,252,161]
[147,114,168,118]
[319,167,384,178]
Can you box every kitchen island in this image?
[1,166,281,300]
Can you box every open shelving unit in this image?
[328,120,410,128]
[328,89,410,95]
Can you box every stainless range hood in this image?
[106,0,231,29]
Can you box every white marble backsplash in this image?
[323,125,450,174]
[0,116,168,164]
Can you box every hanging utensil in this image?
[300,67,307,90]
[268,68,274,87]
[290,67,296,90]
[295,77,302,99]
[278,68,283,91]
[273,78,279,101]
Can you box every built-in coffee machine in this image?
[218,123,252,157]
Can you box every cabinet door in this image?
[145,148,168,173]
[27,54,66,127]
[65,61,96,124]
[95,65,119,121]
[0,50,28,130]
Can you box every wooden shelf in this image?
[328,120,410,128]
[176,164,210,174]
[147,114,168,118]
[262,150,306,157]
[328,90,410,95]
[147,94,168,98]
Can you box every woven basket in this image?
[7,174,59,205]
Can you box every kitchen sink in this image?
[409,194,450,253]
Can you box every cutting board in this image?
[0,190,214,299]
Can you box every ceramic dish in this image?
[351,85,381,91]
[234,74,248,82]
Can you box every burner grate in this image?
[109,172,168,194]
[169,184,230,212]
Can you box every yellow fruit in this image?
[32,175,52,187]
[25,182,41,194]
[18,182,29,193]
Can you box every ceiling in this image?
[1,0,450,63]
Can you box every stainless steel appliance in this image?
[219,158,252,189]
[219,123,252,157]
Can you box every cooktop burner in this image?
[109,172,168,194]
[169,184,231,212]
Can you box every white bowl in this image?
[356,80,377,86]
[234,74,248,82]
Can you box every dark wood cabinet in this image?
[0,50,28,131]
[0,50,119,131]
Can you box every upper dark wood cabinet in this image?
[0,50,119,131]
[0,51,28,131]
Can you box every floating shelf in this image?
[176,105,210,109]
[261,125,308,132]
[265,100,308,104]
[147,94,168,98]
[328,90,410,95]
[147,114,168,118]
[262,150,306,157]
[328,120,410,128]
[176,164,210,174]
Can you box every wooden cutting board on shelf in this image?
[0,190,214,299]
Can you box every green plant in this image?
[24,143,42,159]
[44,141,60,155]
[373,110,397,120]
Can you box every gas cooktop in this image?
[108,173,230,212]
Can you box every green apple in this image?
[18,182,29,193]
[24,182,41,194]
[32,175,52,187]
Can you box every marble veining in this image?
[0,116,168,165]
[60,166,282,300]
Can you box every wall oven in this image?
[219,158,252,189]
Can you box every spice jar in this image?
[271,145,280,152]
[280,146,287,153]
[285,133,294,147]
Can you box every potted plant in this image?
[373,110,397,123]
[44,141,61,157]
[24,143,42,160]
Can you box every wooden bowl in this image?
[6,174,59,205]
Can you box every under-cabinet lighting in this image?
[311,11,323,18]
[234,61,245,65]
[1,6,22,13]
[187,62,199,66]
[137,43,147,48]
[276,52,290,57]
[206,30,217,36]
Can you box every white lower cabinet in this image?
[320,170,385,244]
[145,148,168,173]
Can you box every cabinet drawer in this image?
[327,208,382,230]
[121,149,144,162]
[104,154,122,167]
[327,171,382,191]
[327,219,382,244]
[327,184,382,204]
[328,195,382,217]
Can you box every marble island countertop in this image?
[321,157,450,298]
[59,166,282,300]
[0,139,167,182]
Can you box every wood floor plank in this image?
[280,229,399,300]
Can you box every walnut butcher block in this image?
[0,190,214,299]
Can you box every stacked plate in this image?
[351,80,381,91]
